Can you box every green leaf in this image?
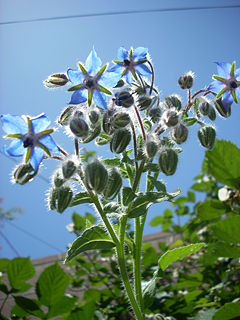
[0,283,9,294]
[65,226,116,262]
[95,132,110,145]
[213,302,240,320]
[72,212,86,232]
[187,191,195,202]
[159,243,205,271]
[70,191,93,207]
[0,258,10,271]
[208,242,240,258]
[206,140,240,189]
[147,175,166,192]
[210,215,240,243]
[13,296,45,318]
[149,215,164,227]
[142,276,156,308]
[104,158,121,167]
[194,309,217,320]
[66,302,96,320]
[7,257,35,290]
[103,202,121,214]
[191,181,215,192]
[82,124,101,143]
[122,187,136,206]
[47,296,76,318]
[183,117,197,126]
[196,199,226,221]
[36,263,70,306]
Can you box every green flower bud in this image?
[110,128,131,154]
[171,123,188,144]
[215,98,231,118]
[102,110,115,134]
[198,125,216,150]
[158,148,178,176]
[13,163,37,185]
[43,73,69,88]
[198,98,210,116]
[146,135,158,158]
[62,159,76,179]
[53,170,65,188]
[178,71,194,89]
[48,185,73,213]
[85,159,108,194]
[208,105,216,121]
[112,112,131,129]
[48,187,58,210]
[103,167,122,199]
[162,109,179,127]
[69,117,89,138]
[136,135,145,160]
[148,107,162,123]
[165,94,182,111]
[137,95,152,111]
[114,91,134,108]
[88,109,100,125]
[58,106,76,126]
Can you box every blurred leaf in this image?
[159,243,205,271]
[206,140,240,189]
[72,212,86,232]
[36,263,69,306]
[208,242,240,258]
[196,200,226,220]
[187,191,195,202]
[70,192,93,207]
[0,283,9,294]
[213,302,240,320]
[66,302,96,320]
[194,309,217,320]
[13,296,45,318]
[47,296,76,318]
[7,257,35,290]
[142,276,156,308]
[0,258,10,272]
[149,215,164,227]
[65,226,116,262]
[210,215,240,243]
[191,181,215,192]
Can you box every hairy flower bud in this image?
[48,185,73,213]
[162,109,179,127]
[110,128,131,154]
[171,123,188,144]
[146,135,158,158]
[58,106,76,126]
[215,98,231,118]
[165,94,182,111]
[178,71,194,89]
[137,95,153,111]
[198,98,210,116]
[207,105,216,121]
[88,109,100,125]
[85,159,108,194]
[103,167,122,199]
[69,117,89,138]
[114,91,134,108]
[158,148,178,176]
[62,159,76,179]
[198,125,216,150]
[102,110,115,134]
[53,170,65,188]
[13,163,37,185]
[148,107,162,123]
[112,112,131,128]
[44,73,69,88]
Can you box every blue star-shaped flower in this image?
[67,48,120,109]
[109,47,152,85]
[1,113,59,171]
[208,62,240,113]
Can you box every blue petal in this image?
[31,114,51,134]
[85,48,102,75]
[108,64,123,73]
[2,139,25,157]
[207,81,225,93]
[132,47,148,61]
[29,147,44,171]
[117,47,129,61]
[135,64,152,76]
[38,135,59,153]
[215,62,232,78]
[67,68,85,85]
[1,115,27,135]
[235,67,240,79]
[125,71,133,85]
[222,91,234,107]
[93,90,107,109]
[235,87,240,100]
[69,88,88,105]
[99,71,122,87]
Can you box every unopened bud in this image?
[62,160,76,179]
[114,91,134,108]
[102,110,115,134]
[178,71,194,89]
[146,135,158,158]
[48,185,73,213]
[13,163,37,185]
[44,73,69,88]
[103,167,122,199]
[198,97,210,116]
[208,105,216,121]
[88,109,100,125]
[162,109,179,127]
[53,170,65,188]
[110,128,131,154]
[215,98,231,118]
[58,106,76,126]
[171,123,188,144]
[112,112,131,128]
[69,117,89,138]
[137,95,153,111]
[85,159,108,194]
[148,107,162,123]
[158,148,178,176]
[165,94,182,111]
[198,125,216,150]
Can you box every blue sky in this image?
[0,0,240,259]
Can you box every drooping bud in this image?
[198,125,216,150]
[158,148,178,176]
[148,107,162,123]
[102,110,115,134]
[103,167,122,199]
[13,163,37,185]
[171,123,188,144]
[165,94,182,111]
[162,109,179,127]
[62,159,76,179]
[53,170,65,188]
[44,73,69,88]
[207,105,216,121]
[112,112,131,129]
[58,106,76,126]
[145,135,158,158]
[48,185,73,213]
[110,128,131,154]
[85,159,108,194]
[215,98,231,118]
[198,97,210,116]
[69,117,89,138]
[88,108,100,125]
[137,95,153,111]
[178,71,194,89]
[114,91,134,108]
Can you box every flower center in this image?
[23,136,34,148]
[230,80,238,89]
[123,59,131,67]
[84,76,96,89]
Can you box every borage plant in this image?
[1,47,239,319]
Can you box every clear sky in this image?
[0,0,240,259]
